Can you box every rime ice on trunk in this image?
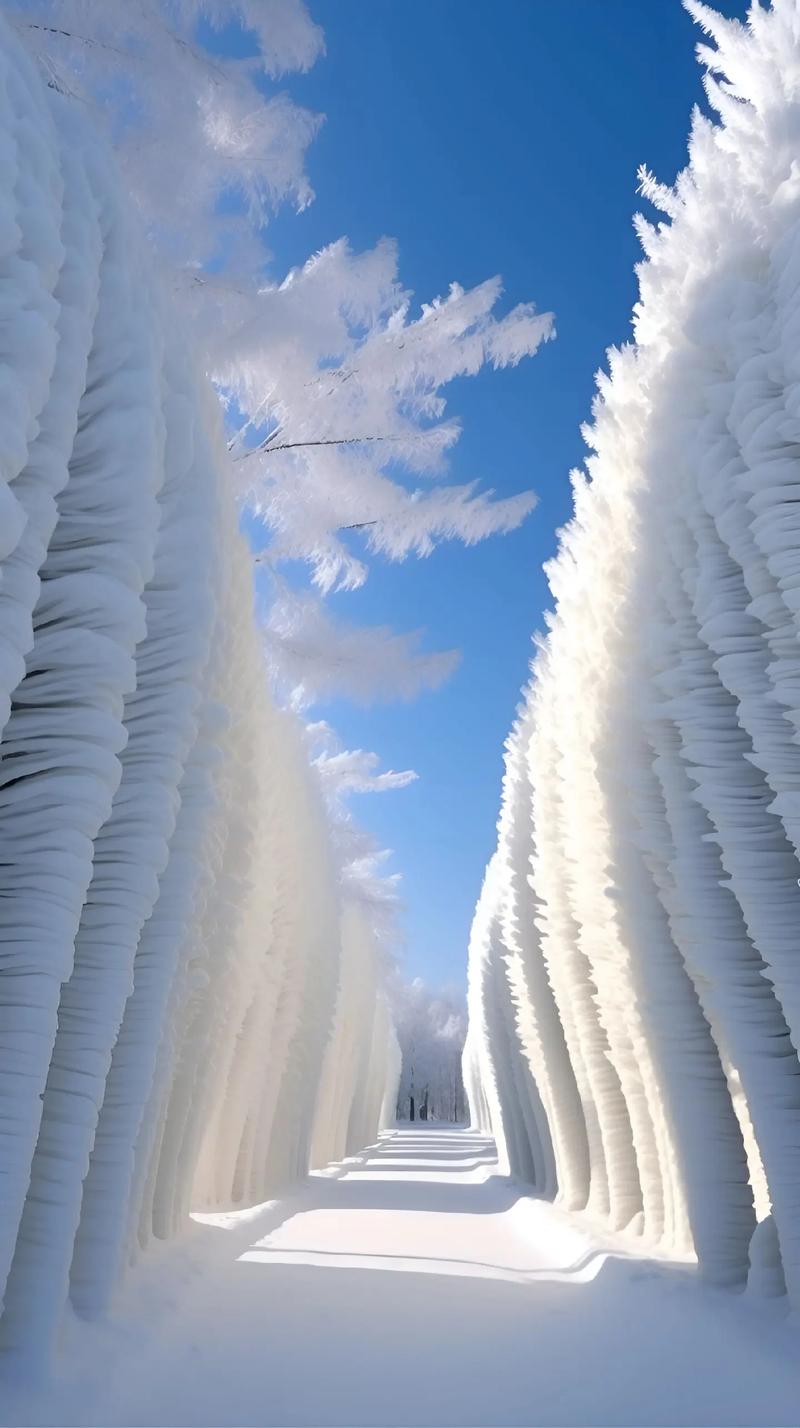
[0,11,401,1358]
[465,0,800,1305]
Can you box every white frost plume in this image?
[8,0,323,277]
[313,746,418,798]
[264,589,460,707]
[466,0,800,1309]
[230,243,548,592]
[304,719,414,920]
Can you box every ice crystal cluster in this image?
[465,0,800,1304]
[0,12,399,1359]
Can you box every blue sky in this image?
[251,0,749,990]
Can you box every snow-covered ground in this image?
[3,1125,799,1428]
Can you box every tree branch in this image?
[252,519,378,564]
[234,432,425,462]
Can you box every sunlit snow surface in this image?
[0,9,398,1362]
[466,0,800,1309]
[3,1129,800,1428]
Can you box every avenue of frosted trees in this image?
[466,0,800,1307]
[0,10,403,1363]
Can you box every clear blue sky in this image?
[252,1,749,989]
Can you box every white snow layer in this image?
[0,13,399,1362]
[465,0,800,1307]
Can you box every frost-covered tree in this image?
[466,0,800,1309]
[0,6,401,1366]
[393,979,467,1124]
[0,0,553,1368]
[11,0,553,712]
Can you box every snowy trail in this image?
[5,1127,800,1428]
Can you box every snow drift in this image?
[0,12,398,1362]
[466,0,800,1305]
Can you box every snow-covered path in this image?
[5,1127,800,1427]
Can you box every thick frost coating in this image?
[466,0,800,1304]
[0,13,398,1361]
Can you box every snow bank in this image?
[0,12,398,1363]
[466,0,800,1305]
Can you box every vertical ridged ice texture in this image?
[0,13,400,1360]
[465,0,800,1304]
[310,902,401,1169]
[0,83,164,1318]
